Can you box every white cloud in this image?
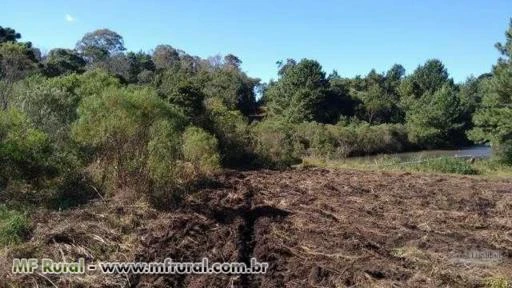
[65,14,76,22]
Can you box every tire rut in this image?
[236,181,291,288]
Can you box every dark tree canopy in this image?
[126,51,155,83]
[44,48,86,77]
[276,58,297,76]
[385,64,406,85]
[0,26,21,43]
[224,54,242,69]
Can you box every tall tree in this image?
[152,44,180,70]
[385,64,406,91]
[156,68,205,123]
[265,59,328,123]
[469,19,512,163]
[400,59,452,106]
[398,59,467,146]
[406,84,465,147]
[98,53,131,81]
[75,29,125,63]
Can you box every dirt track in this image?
[2,168,512,287]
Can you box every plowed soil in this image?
[2,168,512,287]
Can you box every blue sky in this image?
[2,0,511,83]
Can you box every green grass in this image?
[409,157,478,175]
[472,160,512,178]
[485,276,510,288]
[0,205,30,247]
[304,156,512,177]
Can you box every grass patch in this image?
[473,160,512,178]
[0,205,30,247]
[485,276,510,288]
[408,157,478,175]
[304,156,512,177]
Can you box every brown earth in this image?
[1,168,512,287]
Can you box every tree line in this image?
[0,20,511,209]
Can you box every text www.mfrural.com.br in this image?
[12,258,268,275]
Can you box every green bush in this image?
[250,119,411,168]
[72,85,187,195]
[252,119,303,168]
[295,122,338,158]
[205,98,254,167]
[182,126,220,176]
[9,70,121,147]
[147,119,183,186]
[0,108,94,208]
[0,109,55,193]
[344,123,410,156]
[71,84,223,204]
[296,121,410,159]
[145,120,186,207]
[10,74,81,143]
[146,123,220,207]
[0,205,30,246]
[73,69,121,98]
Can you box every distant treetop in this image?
[0,26,21,43]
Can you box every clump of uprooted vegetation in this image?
[0,173,247,287]
[0,200,151,287]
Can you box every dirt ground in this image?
[2,168,512,287]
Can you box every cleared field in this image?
[2,168,512,287]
